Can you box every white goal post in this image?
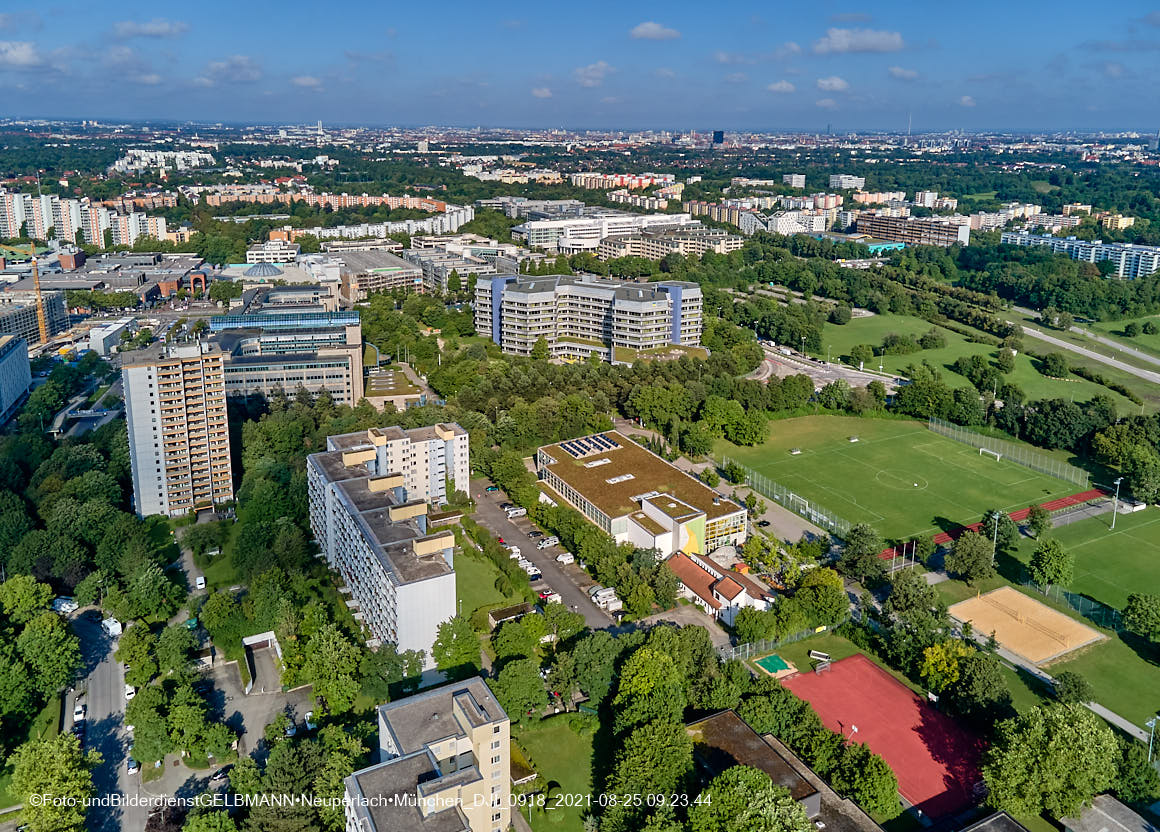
[979,447,1003,461]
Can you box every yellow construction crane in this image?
[29,243,48,345]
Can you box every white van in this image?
[537,536,559,550]
[101,618,123,637]
[505,507,527,519]
[52,597,79,614]
[556,552,574,565]
[507,545,521,558]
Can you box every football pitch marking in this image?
[876,470,929,490]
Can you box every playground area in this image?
[948,586,1105,665]
[753,653,797,679]
[781,654,983,817]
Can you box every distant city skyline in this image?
[0,1,1158,130]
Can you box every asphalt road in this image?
[1018,324,1160,385]
[1013,305,1160,371]
[470,479,612,629]
[71,611,146,832]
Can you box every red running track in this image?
[781,654,984,817]
[878,487,1106,560]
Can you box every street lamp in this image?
[846,724,859,741]
[1110,477,1124,530]
[1147,717,1157,763]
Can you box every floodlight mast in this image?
[1110,477,1123,530]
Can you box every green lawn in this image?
[0,695,61,808]
[456,548,524,619]
[998,664,1052,713]
[1089,315,1160,359]
[819,314,1138,412]
[513,717,596,832]
[717,415,1074,539]
[1007,509,1160,610]
[935,577,1160,726]
[1049,634,1160,726]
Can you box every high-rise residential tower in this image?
[122,342,234,517]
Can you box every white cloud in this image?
[600,96,622,104]
[193,54,261,87]
[531,86,552,98]
[630,21,680,40]
[134,73,162,85]
[767,80,795,93]
[813,27,903,54]
[816,75,849,92]
[1102,61,1124,78]
[888,66,918,80]
[291,75,322,89]
[574,60,613,87]
[959,95,976,107]
[0,40,40,67]
[714,50,749,64]
[655,67,676,79]
[113,19,189,39]
[725,72,748,83]
[816,98,838,109]
[775,41,801,59]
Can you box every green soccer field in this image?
[718,415,1076,539]
[1010,509,1160,610]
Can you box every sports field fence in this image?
[720,456,853,538]
[1019,579,1124,632]
[927,418,1090,488]
[718,619,849,662]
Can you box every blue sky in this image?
[2,1,1159,130]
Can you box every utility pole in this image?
[1110,477,1124,530]
[1147,716,1158,763]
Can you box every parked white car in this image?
[507,546,521,558]
[124,684,136,701]
[556,552,575,565]
[194,576,206,590]
[52,597,79,614]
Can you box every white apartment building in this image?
[742,210,829,236]
[245,239,301,264]
[511,212,699,252]
[475,275,703,363]
[999,232,1160,279]
[596,228,744,260]
[345,678,511,832]
[829,174,866,190]
[0,190,167,247]
[914,190,939,208]
[307,424,468,660]
[319,424,469,504]
[783,174,806,188]
[122,343,234,518]
[0,335,31,424]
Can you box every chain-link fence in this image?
[720,456,853,538]
[1020,579,1123,632]
[718,621,848,662]
[927,418,1090,487]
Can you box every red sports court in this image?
[781,654,983,817]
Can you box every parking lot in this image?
[202,660,313,757]
[471,478,613,629]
